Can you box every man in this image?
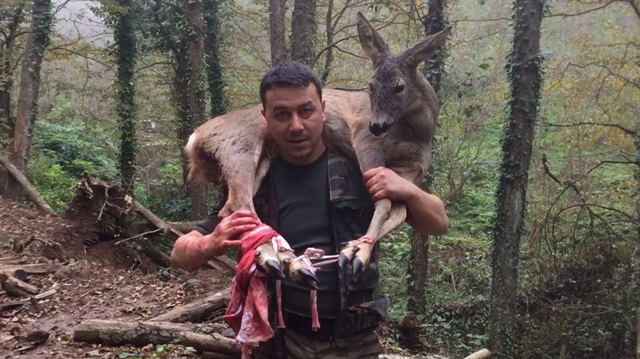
[171,61,449,358]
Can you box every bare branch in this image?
[541,120,636,136]
[49,46,115,73]
[53,0,72,16]
[547,0,617,17]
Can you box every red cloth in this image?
[224,224,278,355]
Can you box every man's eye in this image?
[274,112,289,121]
[300,108,313,118]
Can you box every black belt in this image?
[284,312,336,340]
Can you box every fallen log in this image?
[0,262,63,274]
[0,155,55,215]
[131,202,234,274]
[0,256,25,264]
[148,288,230,323]
[132,202,183,237]
[0,272,39,296]
[73,319,239,355]
[0,288,57,312]
[464,348,491,359]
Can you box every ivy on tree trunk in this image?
[112,0,138,190]
[203,0,226,118]
[489,0,544,356]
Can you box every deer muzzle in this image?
[369,121,392,137]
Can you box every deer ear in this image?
[356,12,390,68]
[403,26,452,69]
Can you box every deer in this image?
[185,12,451,287]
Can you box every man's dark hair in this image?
[259,61,323,107]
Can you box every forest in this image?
[0,0,638,358]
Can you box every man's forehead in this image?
[264,84,320,107]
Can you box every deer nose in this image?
[369,122,390,136]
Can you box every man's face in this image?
[262,84,326,165]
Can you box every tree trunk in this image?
[404,0,449,316]
[113,0,138,190]
[73,319,239,355]
[0,4,24,145]
[290,0,316,66]
[488,0,544,356]
[182,0,208,220]
[320,0,334,84]
[203,0,226,118]
[269,0,287,66]
[422,0,449,94]
[0,155,55,214]
[6,0,53,201]
[406,229,429,314]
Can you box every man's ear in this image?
[261,108,266,119]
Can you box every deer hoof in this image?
[338,246,360,268]
[264,259,285,279]
[292,268,319,290]
[352,257,365,276]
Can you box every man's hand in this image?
[207,210,260,256]
[171,210,260,271]
[363,167,416,202]
[363,167,449,235]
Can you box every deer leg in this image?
[253,156,271,197]
[219,150,262,217]
[339,199,408,275]
[255,241,285,279]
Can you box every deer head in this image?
[356,12,451,137]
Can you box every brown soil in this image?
[0,197,231,359]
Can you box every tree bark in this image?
[0,155,55,214]
[0,262,62,274]
[148,288,230,322]
[320,0,334,84]
[0,288,56,312]
[269,0,287,66]
[406,229,429,314]
[6,0,53,201]
[113,0,138,190]
[422,0,449,94]
[489,0,543,356]
[405,0,449,315]
[203,0,226,118]
[290,0,316,66]
[181,0,208,220]
[463,349,492,359]
[0,4,24,143]
[0,271,39,296]
[73,319,239,355]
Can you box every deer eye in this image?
[395,84,405,93]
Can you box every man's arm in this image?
[362,167,449,235]
[170,210,260,271]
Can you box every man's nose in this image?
[290,113,304,131]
